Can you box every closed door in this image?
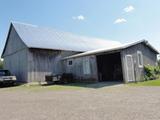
[125,55,135,82]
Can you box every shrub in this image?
[144,65,160,80]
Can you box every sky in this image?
[0,0,160,57]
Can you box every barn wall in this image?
[3,26,27,57]
[121,43,157,82]
[3,49,28,82]
[27,49,77,82]
[3,26,28,82]
[63,55,98,82]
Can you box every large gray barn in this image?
[1,22,159,83]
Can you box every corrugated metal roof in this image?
[63,40,159,59]
[12,22,121,52]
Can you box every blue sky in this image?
[0,0,160,56]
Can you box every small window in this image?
[68,60,73,66]
[137,51,143,67]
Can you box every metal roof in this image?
[63,40,159,59]
[12,22,121,52]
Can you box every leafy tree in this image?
[158,59,160,67]
[158,55,160,66]
[0,59,3,69]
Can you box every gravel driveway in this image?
[0,84,160,120]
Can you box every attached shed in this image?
[1,22,121,82]
[63,40,159,83]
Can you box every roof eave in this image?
[120,39,159,54]
[144,41,159,54]
[62,40,159,60]
[1,23,13,58]
[28,47,85,52]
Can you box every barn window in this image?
[83,57,91,75]
[68,60,73,66]
[137,51,143,68]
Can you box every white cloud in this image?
[114,18,127,24]
[72,15,85,21]
[124,5,135,13]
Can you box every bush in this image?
[144,65,160,80]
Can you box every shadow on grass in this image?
[0,82,25,89]
[0,81,123,90]
[43,81,123,89]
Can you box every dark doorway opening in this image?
[96,52,123,82]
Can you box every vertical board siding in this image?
[28,49,77,82]
[3,26,28,82]
[3,26,27,57]
[63,55,98,82]
[4,49,28,82]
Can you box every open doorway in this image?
[96,52,123,82]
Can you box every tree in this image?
[158,59,160,67]
[0,59,3,69]
[157,55,160,67]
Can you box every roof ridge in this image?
[11,21,38,28]
[11,21,120,43]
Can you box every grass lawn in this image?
[1,77,160,92]
[1,82,121,91]
[0,83,88,92]
[129,78,160,86]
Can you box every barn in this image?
[63,40,159,83]
[1,22,159,83]
[1,22,121,82]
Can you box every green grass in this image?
[1,83,88,92]
[1,82,117,92]
[128,78,160,86]
[2,77,160,92]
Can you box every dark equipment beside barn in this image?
[45,73,73,84]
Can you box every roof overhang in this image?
[63,40,159,60]
[1,23,13,58]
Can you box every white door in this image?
[125,55,135,82]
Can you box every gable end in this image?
[1,23,28,58]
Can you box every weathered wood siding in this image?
[27,49,77,82]
[3,25,78,82]
[3,26,28,82]
[121,43,157,82]
[63,55,98,82]
[3,26,27,57]
[4,49,28,82]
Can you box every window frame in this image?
[83,57,91,75]
[137,51,143,68]
[67,59,73,66]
